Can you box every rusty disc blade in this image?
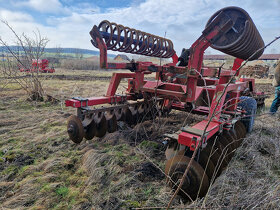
[67,115,84,144]
[228,128,240,148]
[210,139,229,171]
[219,132,236,159]
[235,120,247,138]
[106,112,117,133]
[143,103,152,120]
[124,107,133,125]
[94,113,107,138]
[137,103,145,122]
[203,138,226,176]
[84,119,97,140]
[130,106,139,124]
[115,108,125,121]
[198,150,216,181]
[165,155,209,200]
[233,122,243,139]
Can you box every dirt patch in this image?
[0,121,18,127]
[100,196,122,210]
[135,162,165,182]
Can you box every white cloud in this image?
[17,0,65,14]
[46,0,280,53]
[1,0,280,55]
[0,9,33,22]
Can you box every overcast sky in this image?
[0,0,279,55]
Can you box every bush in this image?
[60,59,100,70]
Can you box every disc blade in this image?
[94,113,107,138]
[115,108,125,121]
[165,155,209,200]
[198,150,216,181]
[84,119,96,140]
[124,107,133,125]
[67,115,84,144]
[106,112,117,133]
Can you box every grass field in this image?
[0,70,279,209]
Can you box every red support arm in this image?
[232,58,244,76]
[106,73,137,96]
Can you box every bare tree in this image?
[0,20,49,101]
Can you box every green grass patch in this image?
[40,183,52,193]
[139,140,159,150]
[32,171,44,177]
[1,165,18,175]
[18,165,31,175]
[56,186,69,198]
[124,200,141,208]
[0,150,4,157]
[40,121,61,132]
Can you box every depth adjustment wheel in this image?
[67,115,85,143]
[165,155,209,200]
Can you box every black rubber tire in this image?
[238,96,257,133]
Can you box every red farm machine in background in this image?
[19,59,55,73]
[65,7,267,199]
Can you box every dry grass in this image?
[0,71,279,209]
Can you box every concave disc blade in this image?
[106,112,117,133]
[165,155,209,200]
[198,150,216,181]
[94,113,107,137]
[84,119,97,140]
[67,115,84,144]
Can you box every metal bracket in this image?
[163,133,178,140]
[181,126,209,137]
[72,97,89,110]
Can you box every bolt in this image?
[67,125,74,134]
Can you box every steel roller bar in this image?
[95,20,175,58]
[206,6,264,60]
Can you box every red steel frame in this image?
[65,16,261,151]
